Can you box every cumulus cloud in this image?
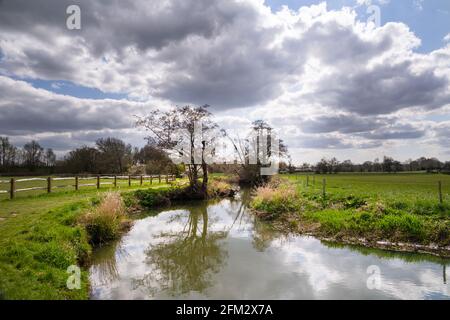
[433,121,450,149]
[1,0,449,110]
[444,33,450,42]
[0,0,449,160]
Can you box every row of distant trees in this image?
[287,156,450,174]
[3,134,449,176]
[0,136,181,175]
[0,137,56,172]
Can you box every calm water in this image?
[90,191,450,300]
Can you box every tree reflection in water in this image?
[230,188,279,252]
[89,240,128,287]
[135,203,228,296]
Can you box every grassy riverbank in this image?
[0,182,176,300]
[0,176,236,299]
[123,177,237,212]
[251,174,450,256]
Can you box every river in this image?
[90,191,450,300]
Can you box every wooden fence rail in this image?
[0,174,176,200]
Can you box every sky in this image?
[0,0,449,164]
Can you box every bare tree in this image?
[23,140,43,170]
[136,105,218,194]
[222,120,289,184]
[0,136,17,168]
[44,148,56,167]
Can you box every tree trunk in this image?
[201,141,208,195]
[201,160,208,194]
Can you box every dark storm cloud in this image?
[0,0,231,52]
[288,133,384,150]
[157,47,293,108]
[0,0,297,107]
[156,15,395,109]
[22,48,76,79]
[290,135,353,149]
[0,76,145,135]
[300,114,390,134]
[359,125,426,140]
[311,61,450,115]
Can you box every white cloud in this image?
[444,33,450,42]
[0,0,449,162]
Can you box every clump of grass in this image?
[207,179,236,198]
[133,187,174,208]
[412,200,450,216]
[131,179,237,209]
[79,192,128,246]
[251,182,300,220]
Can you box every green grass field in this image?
[0,178,178,299]
[286,173,450,204]
[252,173,450,249]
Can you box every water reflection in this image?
[136,203,228,296]
[90,194,450,300]
[89,240,122,287]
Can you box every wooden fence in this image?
[0,174,176,200]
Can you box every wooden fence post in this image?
[47,177,52,194]
[128,175,131,187]
[442,264,447,284]
[97,176,100,189]
[322,178,326,199]
[439,181,443,204]
[166,174,169,183]
[75,176,79,191]
[150,176,153,185]
[10,178,15,200]
[444,265,447,285]
[140,175,143,186]
[159,174,161,184]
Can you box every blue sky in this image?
[28,79,127,100]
